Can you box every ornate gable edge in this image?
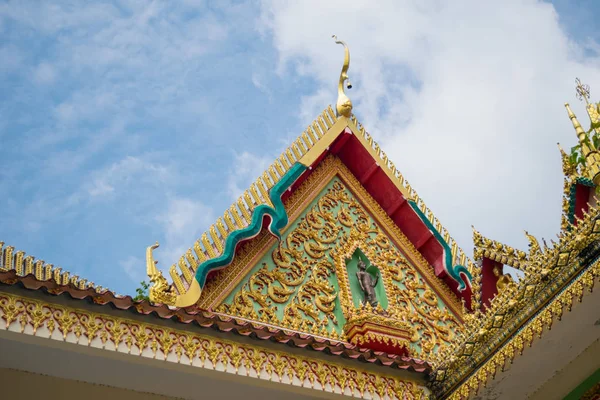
[202,156,465,323]
[148,107,479,310]
[429,209,600,398]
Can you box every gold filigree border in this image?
[204,156,463,318]
[0,292,429,399]
[442,256,600,399]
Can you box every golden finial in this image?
[564,102,600,182]
[576,78,590,105]
[524,230,542,257]
[557,143,575,176]
[565,103,588,142]
[332,35,353,118]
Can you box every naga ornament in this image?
[146,242,177,305]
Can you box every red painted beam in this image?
[358,162,380,184]
[480,258,501,310]
[415,231,434,251]
[387,196,407,217]
[574,184,592,225]
[329,129,353,155]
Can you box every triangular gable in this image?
[146,107,475,310]
[209,156,464,359]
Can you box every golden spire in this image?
[332,35,353,118]
[565,102,587,139]
[565,102,600,183]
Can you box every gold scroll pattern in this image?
[330,226,462,358]
[217,180,347,337]
[0,293,429,400]
[217,178,462,356]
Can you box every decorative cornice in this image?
[0,268,431,372]
[471,227,528,270]
[430,204,600,399]
[0,292,430,399]
[0,241,108,294]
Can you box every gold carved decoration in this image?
[205,156,464,319]
[493,266,514,293]
[343,306,414,352]
[216,157,463,357]
[432,203,600,399]
[146,106,339,306]
[0,292,429,400]
[146,242,177,305]
[332,228,462,358]
[0,242,100,292]
[472,227,528,270]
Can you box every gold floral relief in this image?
[330,224,462,357]
[216,163,463,357]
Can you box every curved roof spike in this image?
[332,35,353,118]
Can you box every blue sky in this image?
[1,1,599,295]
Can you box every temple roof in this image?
[151,105,477,309]
[0,249,429,373]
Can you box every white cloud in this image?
[0,44,22,73]
[259,0,600,255]
[119,255,144,284]
[156,197,215,266]
[227,151,272,200]
[299,88,333,124]
[87,156,171,199]
[33,62,56,84]
[252,72,271,98]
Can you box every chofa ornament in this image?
[332,35,353,118]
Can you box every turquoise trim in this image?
[194,163,307,289]
[407,200,472,291]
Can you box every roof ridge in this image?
[0,241,108,294]
[161,106,339,297]
[150,106,479,307]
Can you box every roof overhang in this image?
[472,284,600,399]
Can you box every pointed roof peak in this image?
[332,35,353,118]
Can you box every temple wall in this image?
[0,368,176,400]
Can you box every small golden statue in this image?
[493,266,513,292]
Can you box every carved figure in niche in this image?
[356,259,380,308]
[493,266,513,292]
